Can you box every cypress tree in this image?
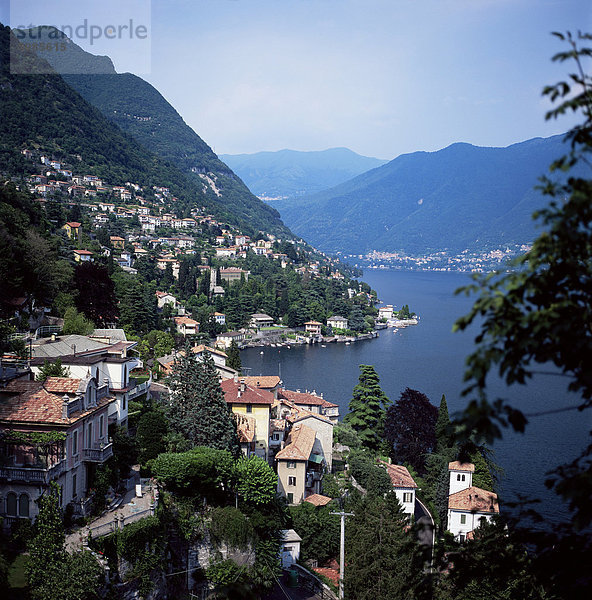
[226,340,242,373]
[435,394,453,453]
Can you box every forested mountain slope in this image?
[274,135,578,254]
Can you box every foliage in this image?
[435,520,547,600]
[384,387,438,474]
[116,516,164,596]
[289,502,339,564]
[226,340,242,373]
[136,407,169,464]
[73,262,118,325]
[61,306,94,335]
[333,422,362,449]
[109,425,138,483]
[27,482,103,600]
[344,365,391,452]
[210,506,254,550]
[36,357,70,381]
[151,446,234,504]
[234,455,278,506]
[445,32,592,599]
[165,350,240,453]
[348,452,393,497]
[345,494,424,600]
[397,304,416,319]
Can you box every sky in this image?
[3,0,591,159]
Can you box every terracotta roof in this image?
[304,321,322,325]
[448,461,475,472]
[243,376,281,389]
[0,378,113,426]
[279,388,325,406]
[448,486,499,513]
[43,377,83,394]
[74,249,93,255]
[379,461,418,489]
[66,221,81,227]
[221,379,274,405]
[321,399,338,409]
[304,493,333,507]
[174,316,199,325]
[270,419,287,432]
[275,423,316,461]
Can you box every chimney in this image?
[51,333,56,342]
[239,379,246,393]
[233,372,239,384]
[61,394,69,419]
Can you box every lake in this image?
[242,269,589,524]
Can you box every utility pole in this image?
[330,509,354,599]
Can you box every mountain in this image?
[18,26,288,236]
[220,148,388,199]
[273,136,577,255]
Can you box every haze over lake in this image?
[242,269,588,524]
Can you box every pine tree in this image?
[166,349,239,454]
[344,365,390,452]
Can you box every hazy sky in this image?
[4,0,591,159]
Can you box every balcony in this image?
[127,375,152,401]
[0,459,67,484]
[82,441,113,463]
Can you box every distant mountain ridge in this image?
[221,147,388,199]
[273,135,579,255]
[19,26,288,236]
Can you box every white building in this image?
[381,461,418,518]
[280,529,302,569]
[447,461,500,541]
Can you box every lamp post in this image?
[330,509,354,599]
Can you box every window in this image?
[459,534,465,542]
[72,473,77,499]
[72,430,78,456]
[461,474,466,481]
[18,494,29,517]
[403,492,413,503]
[457,474,461,481]
[288,476,297,486]
[87,423,93,448]
[287,461,296,469]
[287,493,294,504]
[246,404,252,413]
[460,514,466,525]
[99,415,105,438]
[123,395,127,411]
[272,433,280,441]
[284,546,293,552]
[6,492,17,516]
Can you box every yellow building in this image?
[63,221,81,239]
[221,378,273,460]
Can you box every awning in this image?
[308,454,324,464]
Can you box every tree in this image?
[36,357,70,381]
[384,388,438,474]
[27,483,103,600]
[348,305,366,332]
[234,455,278,505]
[435,394,453,454]
[345,494,423,600]
[62,306,94,335]
[166,350,239,454]
[226,340,242,373]
[344,365,390,452]
[137,407,169,464]
[348,452,393,497]
[289,502,339,564]
[73,262,118,325]
[448,32,592,598]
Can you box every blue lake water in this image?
[242,269,589,523]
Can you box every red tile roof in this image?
[448,461,475,472]
[0,378,113,426]
[242,376,281,389]
[279,388,325,406]
[221,379,274,405]
[304,493,333,507]
[275,423,316,461]
[380,461,418,489]
[448,486,499,513]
